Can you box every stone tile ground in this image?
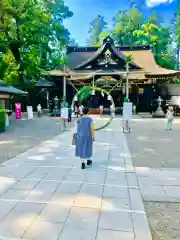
[0,118,152,240]
[0,116,73,163]
[125,118,180,240]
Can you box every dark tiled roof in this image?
[67,40,143,71]
[0,80,27,95]
[65,37,179,79]
[36,78,55,87]
[67,51,95,69]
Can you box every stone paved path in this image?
[0,118,151,240]
[0,117,73,163]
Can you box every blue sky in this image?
[64,0,177,45]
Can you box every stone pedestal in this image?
[153,107,165,118]
[153,96,165,118]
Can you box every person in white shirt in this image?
[37,104,42,117]
[166,106,174,130]
[79,105,83,117]
[110,104,115,115]
[99,105,103,115]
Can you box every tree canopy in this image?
[0,0,73,86]
[0,2,178,89]
[87,5,177,70]
[87,15,108,46]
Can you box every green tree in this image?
[87,15,108,46]
[112,5,143,45]
[0,0,73,86]
[112,6,174,69]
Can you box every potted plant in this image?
[0,109,6,132]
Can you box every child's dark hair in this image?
[83,107,89,115]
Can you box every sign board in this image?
[123,102,132,120]
[27,106,33,119]
[15,102,22,120]
[61,108,68,119]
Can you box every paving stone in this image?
[132,213,152,240]
[0,177,17,195]
[129,189,145,212]
[23,220,63,240]
[32,167,52,175]
[24,172,47,180]
[66,207,99,227]
[126,173,138,187]
[4,202,44,223]
[104,178,127,186]
[163,186,180,200]
[141,185,169,201]
[96,229,134,240]
[103,186,129,199]
[34,180,60,193]
[98,211,133,231]
[102,197,130,211]
[49,192,76,207]
[0,201,17,219]
[59,225,96,240]
[10,179,40,191]
[37,203,71,223]
[74,194,102,209]
[63,174,85,183]
[79,183,103,197]
[0,189,29,201]
[44,169,69,181]
[55,182,81,194]
[0,219,30,238]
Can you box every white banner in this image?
[123,102,132,120]
[61,108,68,118]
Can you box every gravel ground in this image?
[0,117,74,163]
[144,202,180,240]
[125,118,180,168]
[125,118,180,240]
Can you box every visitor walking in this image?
[166,106,174,130]
[37,104,42,117]
[99,105,103,115]
[75,104,79,118]
[79,104,83,117]
[75,107,95,169]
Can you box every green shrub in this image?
[0,109,6,132]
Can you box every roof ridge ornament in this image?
[103,36,114,45]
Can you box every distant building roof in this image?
[35,78,55,87]
[66,37,180,80]
[48,37,180,82]
[0,80,27,95]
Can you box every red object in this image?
[100,109,103,115]
[15,102,22,120]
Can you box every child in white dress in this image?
[166,106,174,130]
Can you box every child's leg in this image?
[167,120,172,130]
[87,159,92,165]
[81,159,86,169]
[169,120,172,130]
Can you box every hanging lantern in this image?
[74,95,78,101]
[139,88,144,94]
[122,86,125,94]
[101,91,104,97]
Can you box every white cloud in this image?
[146,0,173,7]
